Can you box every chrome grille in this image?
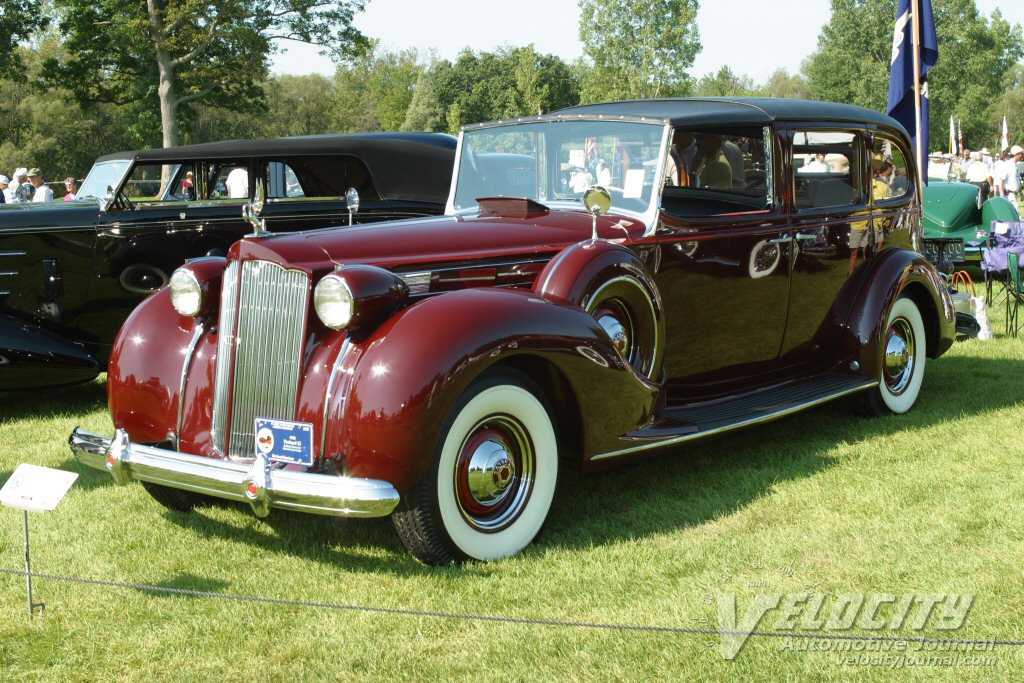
[212,259,309,458]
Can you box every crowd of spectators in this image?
[949,145,1024,208]
[0,167,77,204]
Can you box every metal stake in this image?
[23,510,44,619]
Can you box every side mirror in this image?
[345,187,360,226]
[582,185,611,241]
[243,179,269,236]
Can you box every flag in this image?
[949,116,956,155]
[958,119,963,153]
[887,0,938,184]
[1001,116,1009,152]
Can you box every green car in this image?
[922,181,1019,266]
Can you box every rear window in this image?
[265,156,380,201]
[793,131,860,210]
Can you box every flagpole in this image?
[911,0,924,188]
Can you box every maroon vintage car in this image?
[71,98,956,565]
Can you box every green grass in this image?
[1,309,1023,681]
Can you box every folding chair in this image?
[1006,252,1024,337]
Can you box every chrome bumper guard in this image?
[69,428,400,519]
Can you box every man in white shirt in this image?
[964,152,993,202]
[1005,145,1023,208]
[27,168,53,202]
[225,166,249,198]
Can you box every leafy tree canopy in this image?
[578,0,701,101]
[0,0,48,80]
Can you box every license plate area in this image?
[254,418,314,467]
[922,238,964,264]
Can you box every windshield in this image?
[77,160,131,202]
[451,120,667,216]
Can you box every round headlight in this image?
[169,267,202,317]
[314,274,354,330]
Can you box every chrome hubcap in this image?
[455,416,534,531]
[597,313,630,358]
[884,319,915,395]
[466,439,517,506]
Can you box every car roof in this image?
[467,98,909,137]
[95,132,458,203]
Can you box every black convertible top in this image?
[467,98,909,138]
[96,132,457,203]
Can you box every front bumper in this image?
[69,428,400,518]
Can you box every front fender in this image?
[108,287,203,445]
[327,287,659,493]
[841,248,955,379]
[0,313,99,390]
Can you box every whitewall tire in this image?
[863,296,926,415]
[392,370,558,564]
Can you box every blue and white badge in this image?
[254,418,314,467]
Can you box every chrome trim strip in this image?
[0,290,10,296]
[69,428,400,518]
[591,380,879,462]
[176,320,206,450]
[321,337,353,458]
[212,260,240,453]
[0,250,27,257]
[0,270,16,276]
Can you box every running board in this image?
[592,373,878,462]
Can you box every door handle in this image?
[795,232,819,241]
[769,235,793,244]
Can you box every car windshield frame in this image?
[447,118,671,230]
[77,159,133,204]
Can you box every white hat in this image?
[0,175,8,185]
[1012,145,1023,155]
[980,147,990,155]
[12,167,27,179]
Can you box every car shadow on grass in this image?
[79,354,1024,572]
[0,378,107,422]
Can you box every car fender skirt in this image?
[329,287,659,493]
[0,313,99,390]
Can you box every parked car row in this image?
[0,133,456,390]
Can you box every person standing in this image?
[27,168,53,202]
[0,175,9,204]
[225,166,248,198]
[1006,145,1023,209]
[10,168,33,203]
[964,152,992,203]
[63,177,78,200]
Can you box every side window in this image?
[793,131,859,210]
[267,156,381,201]
[872,135,912,201]
[206,162,249,200]
[123,163,180,202]
[661,126,772,217]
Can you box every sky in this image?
[269,0,1023,83]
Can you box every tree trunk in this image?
[155,48,178,148]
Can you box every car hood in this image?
[922,182,979,234]
[0,200,101,231]
[231,209,649,272]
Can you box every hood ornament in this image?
[243,179,269,237]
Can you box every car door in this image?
[653,126,793,398]
[779,127,871,370]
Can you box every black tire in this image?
[392,369,558,565]
[141,481,212,512]
[583,274,663,380]
[858,296,926,416]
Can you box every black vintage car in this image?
[0,133,456,390]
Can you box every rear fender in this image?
[326,287,659,493]
[0,313,99,390]
[840,249,955,379]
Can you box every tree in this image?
[758,67,813,100]
[333,46,421,132]
[694,66,756,97]
[578,0,700,102]
[0,0,48,80]
[806,0,1022,153]
[47,0,369,148]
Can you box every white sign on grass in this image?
[0,464,78,513]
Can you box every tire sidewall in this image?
[432,374,558,561]
[878,296,926,414]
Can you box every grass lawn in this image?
[1,305,1022,681]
